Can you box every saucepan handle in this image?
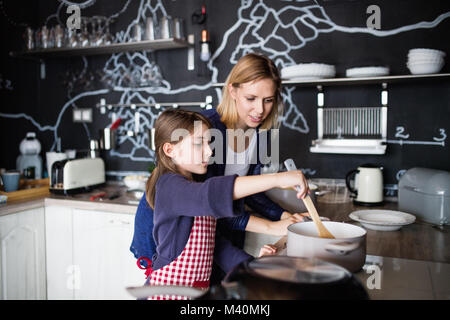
[325,241,360,256]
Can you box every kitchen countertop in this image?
[1,183,449,264]
[315,200,450,264]
[274,236,450,300]
[0,182,140,216]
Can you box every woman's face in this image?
[229,77,276,130]
[164,123,212,177]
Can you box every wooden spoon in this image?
[302,195,335,239]
[283,159,335,239]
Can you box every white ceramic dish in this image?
[345,66,390,78]
[349,209,416,231]
[407,62,444,75]
[281,63,336,79]
[123,175,148,191]
[408,48,446,57]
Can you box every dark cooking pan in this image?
[127,256,369,300]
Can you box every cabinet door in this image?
[45,206,74,300]
[72,209,145,300]
[0,207,46,300]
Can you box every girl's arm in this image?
[233,171,308,200]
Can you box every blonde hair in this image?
[217,53,283,130]
[145,109,212,209]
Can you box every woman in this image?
[131,53,309,280]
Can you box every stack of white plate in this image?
[345,66,390,78]
[407,48,446,74]
[281,63,336,80]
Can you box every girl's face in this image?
[229,77,276,130]
[164,123,212,177]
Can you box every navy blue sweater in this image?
[152,173,251,271]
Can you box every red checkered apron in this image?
[147,216,216,300]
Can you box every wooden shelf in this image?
[10,37,190,59]
[212,73,450,87]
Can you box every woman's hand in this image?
[276,170,309,199]
[258,244,278,257]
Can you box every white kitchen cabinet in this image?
[45,206,74,299]
[0,207,46,300]
[72,209,145,300]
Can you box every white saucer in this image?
[349,209,416,231]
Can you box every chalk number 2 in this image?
[395,126,409,139]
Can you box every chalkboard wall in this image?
[1,0,449,193]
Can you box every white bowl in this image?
[123,175,148,190]
[407,62,444,74]
[407,57,444,65]
[408,48,446,57]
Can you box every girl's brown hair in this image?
[145,109,212,209]
[217,53,283,130]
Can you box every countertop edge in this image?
[0,196,138,216]
[44,197,138,214]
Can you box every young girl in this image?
[145,109,309,300]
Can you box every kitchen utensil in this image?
[145,17,155,40]
[349,209,416,231]
[346,164,383,206]
[24,27,34,50]
[109,118,122,130]
[54,24,65,48]
[287,221,367,272]
[127,256,369,300]
[284,159,335,239]
[39,26,50,48]
[99,128,116,150]
[173,18,184,39]
[147,128,155,150]
[132,22,144,42]
[1,171,21,192]
[303,195,335,239]
[90,192,106,201]
[398,167,450,225]
[160,16,172,39]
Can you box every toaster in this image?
[398,167,450,225]
[49,158,105,195]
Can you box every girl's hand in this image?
[259,244,278,257]
[292,212,311,221]
[267,216,299,236]
[276,170,309,199]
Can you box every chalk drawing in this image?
[1,0,449,162]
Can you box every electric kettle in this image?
[345,164,384,206]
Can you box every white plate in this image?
[349,209,416,231]
[346,66,390,78]
[281,63,336,79]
